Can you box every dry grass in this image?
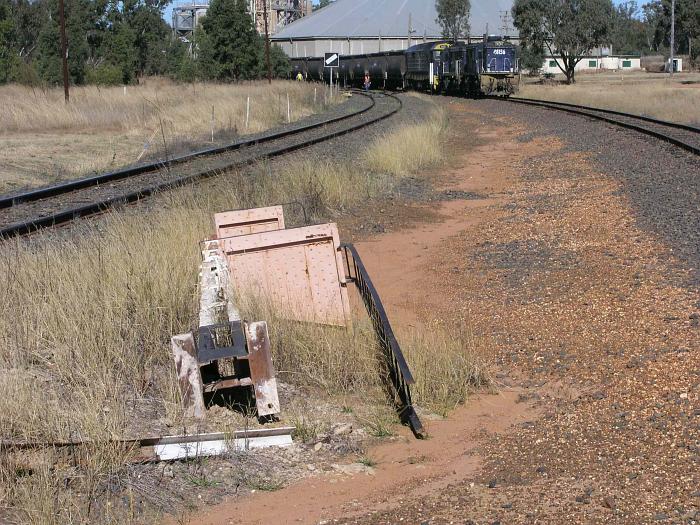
[0,78,331,193]
[518,73,700,125]
[237,296,491,425]
[0,104,479,523]
[364,106,448,176]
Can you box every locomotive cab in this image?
[479,37,519,96]
[405,41,451,92]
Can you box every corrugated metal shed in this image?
[273,0,516,40]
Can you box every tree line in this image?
[0,0,289,86]
[514,0,698,83]
[434,0,697,84]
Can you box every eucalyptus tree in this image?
[435,0,471,42]
[513,0,614,83]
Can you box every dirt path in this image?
[343,103,700,523]
[182,101,544,525]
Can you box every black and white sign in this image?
[324,52,340,68]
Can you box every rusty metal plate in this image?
[214,206,285,239]
[171,333,206,420]
[220,223,351,326]
[245,321,280,417]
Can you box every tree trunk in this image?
[566,65,576,84]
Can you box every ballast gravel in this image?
[336,98,700,524]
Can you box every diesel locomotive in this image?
[290,36,519,97]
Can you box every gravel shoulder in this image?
[329,98,700,524]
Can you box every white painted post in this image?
[314,86,317,105]
[246,96,250,130]
[287,93,291,123]
[123,85,127,96]
[211,105,215,143]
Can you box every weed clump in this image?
[364,106,448,178]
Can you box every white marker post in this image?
[246,96,250,130]
[324,52,340,102]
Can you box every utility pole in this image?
[670,0,675,76]
[263,0,272,83]
[58,0,70,103]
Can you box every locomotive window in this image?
[588,60,597,68]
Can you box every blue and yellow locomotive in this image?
[441,37,519,96]
[290,36,519,97]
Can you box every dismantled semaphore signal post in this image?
[171,205,423,438]
[172,234,280,421]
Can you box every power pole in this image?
[263,0,272,83]
[58,0,70,103]
[670,0,675,76]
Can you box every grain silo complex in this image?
[272,0,516,58]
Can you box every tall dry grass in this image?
[518,79,700,126]
[238,296,491,416]
[364,106,448,176]
[0,77,324,134]
[0,78,331,192]
[0,104,478,523]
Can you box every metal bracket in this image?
[197,321,248,363]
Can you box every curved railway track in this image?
[503,97,700,156]
[0,91,402,239]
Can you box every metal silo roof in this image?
[273,0,516,40]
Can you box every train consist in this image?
[290,36,519,97]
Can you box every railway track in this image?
[504,97,700,156]
[0,91,402,239]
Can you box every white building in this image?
[542,55,642,74]
[666,57,683,72]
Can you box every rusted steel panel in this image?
[245,321,280,417]
[214,206,285,239]
[171,333,206,420]
[220,224,351,326]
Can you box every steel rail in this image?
[0,93,376,210]
[502,97,700,156]
[512,96,700,133]
[0,92,402,239]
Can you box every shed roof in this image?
[272,0,516,40]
